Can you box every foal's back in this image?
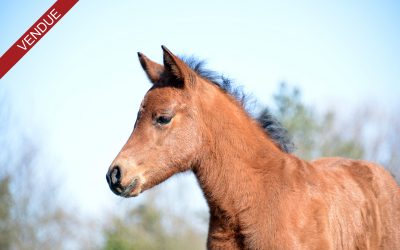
[294,157,400,249]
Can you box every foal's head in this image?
[106,46,208,197]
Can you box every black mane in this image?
[182,56,295,153]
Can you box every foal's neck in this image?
[193,83,287,221]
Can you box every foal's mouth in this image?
[121,178,141,198]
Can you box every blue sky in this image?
[1,0,400,216]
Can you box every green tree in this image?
[271,83,364,160]
[102,197,205,250]
[271,83,398,182]
[0,176,12,249]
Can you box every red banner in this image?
[0,0,79,79]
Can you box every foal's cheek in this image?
[180,125,201,155]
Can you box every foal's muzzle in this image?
[106,165,141,197]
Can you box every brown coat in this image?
[107,46,400,249]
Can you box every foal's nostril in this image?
[110,166,121,185]
[106,173,111,185]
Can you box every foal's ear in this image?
[137,52,164,84]
[161,45,193,84]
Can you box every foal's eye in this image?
[156,116,172,125]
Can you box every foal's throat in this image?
[192,86,286,223]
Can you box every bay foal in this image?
[106,46,400,249]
